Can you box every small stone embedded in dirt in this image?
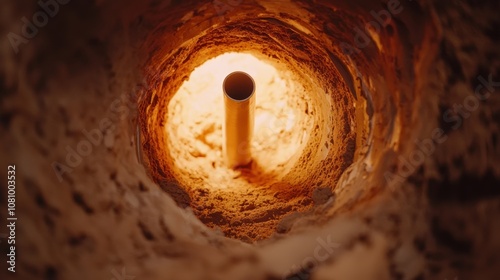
[312,187,333,205]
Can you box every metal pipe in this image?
[223,71,255,168]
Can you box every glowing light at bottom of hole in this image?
[166,52,312,187]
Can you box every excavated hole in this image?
[139,18,370,242]
[10,0,482,278]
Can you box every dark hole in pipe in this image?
[223,71,255,101]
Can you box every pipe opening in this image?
[223,71,255,101]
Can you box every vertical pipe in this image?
[223,71,255,168]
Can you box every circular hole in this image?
[140,19,364,242]
[223,71,255,101]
